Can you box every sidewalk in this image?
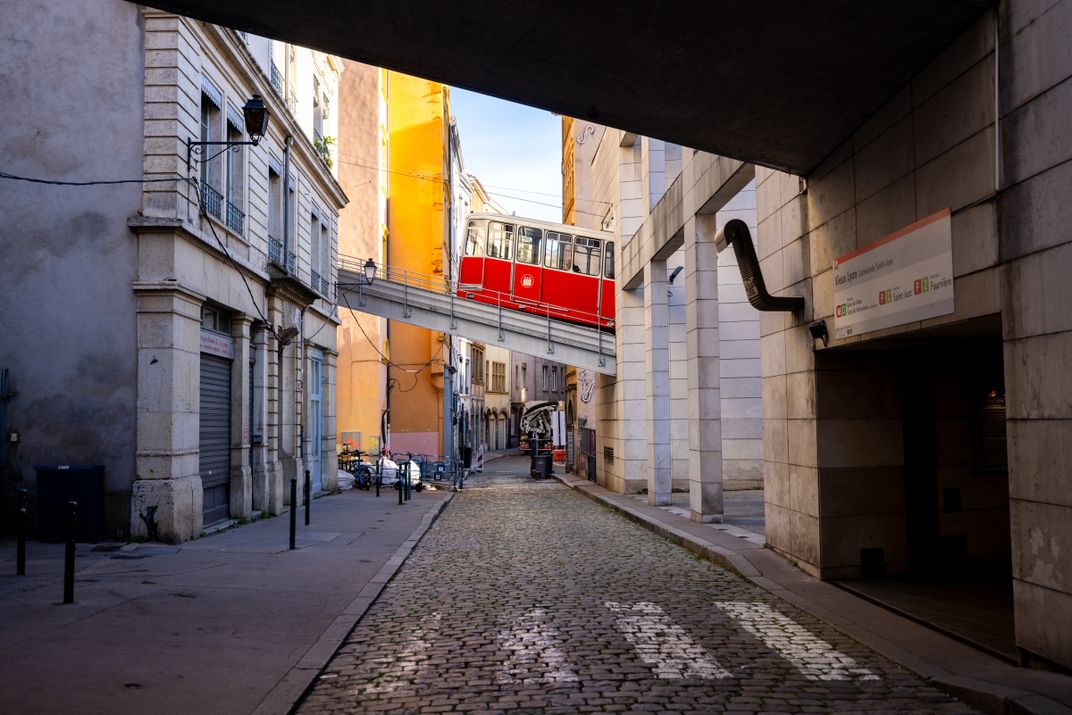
[554,471,1072,715]
[0,485,451,715]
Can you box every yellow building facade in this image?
[384,73,451,457]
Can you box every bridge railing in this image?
[337,253,612,332]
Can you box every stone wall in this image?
[0,0,146,538]
[756,1,1072,669]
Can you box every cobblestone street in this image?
[297,457,972,714]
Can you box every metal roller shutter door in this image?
[199,353,232,525]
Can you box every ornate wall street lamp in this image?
[358,258,377,307]
[186,94,270,168]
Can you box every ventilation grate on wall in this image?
[603,446,614,464]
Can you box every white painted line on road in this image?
[605,601,733,680]
[355,612,442,695]
[715,601,880,681]
[497,608,579,685]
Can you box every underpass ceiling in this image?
[142,0,992,174]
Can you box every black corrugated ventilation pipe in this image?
[715,219,804,312]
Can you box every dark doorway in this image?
[838,327,1014,662]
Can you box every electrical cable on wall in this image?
[1,168,283,345]
[333,156,611,219]
[340,290,444,387]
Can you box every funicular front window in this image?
[516,226,543,265]
[573,237,602,276]
[465,223,485,256]
[604,241,615,279]
[544,231,573,271]
[487,222,514,260]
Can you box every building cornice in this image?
[127,215,274,288]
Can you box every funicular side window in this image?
[573,237,602,276]
[604,241,615,279]
[487,221,514,260]
[465,222,485,256]
[544,231,573,271]
[516,226,543,265]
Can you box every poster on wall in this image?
[832,208,954,340]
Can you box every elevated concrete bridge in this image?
[336,256,616,375]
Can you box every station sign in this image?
[832,208,954,340]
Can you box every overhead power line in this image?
[334,156,611,219]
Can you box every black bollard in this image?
[304,468,311,526]
[289,477,297,550]
[17,489,27,576]
[397,462,403,505]
[63,501,77,604]
[375,458,381,498]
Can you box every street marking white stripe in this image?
[605,601,732,680]
[497,608,579,685]
[355,612,442,695]
[715,601,880,681]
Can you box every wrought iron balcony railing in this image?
[287,91,298,114]
[226,200,244,235]
[270,62,284,96]
[201,182,223,220]
[268,236,283,266]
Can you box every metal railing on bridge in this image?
[336,255,616,375]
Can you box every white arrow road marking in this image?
[497,608,579,685]
[715,601,880,681]
[605,601,733,680]
[355,612,442,695]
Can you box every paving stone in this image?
[295,459,974,713]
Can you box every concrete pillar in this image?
[250,323,270,512]
[229,316,253,519]
[321,348,339,491]
[668,248,689,490]
[684,214,723,522]
[131,283,204,542]
[644,259,672,505]
[615,285,647,493]
[264,299,286,515]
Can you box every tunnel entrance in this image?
[829,318,1013,661]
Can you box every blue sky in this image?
[449,88,563,222]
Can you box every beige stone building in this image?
[560,120,764,501]
[0,0,345,541]
[483,344,511,451]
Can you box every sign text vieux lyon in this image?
[832,208,955,340]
